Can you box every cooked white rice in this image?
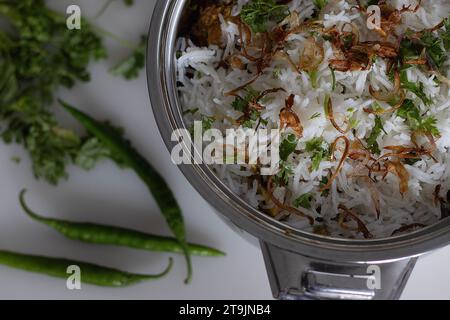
[177,0,450,239]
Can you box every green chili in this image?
[20,190,224,257]
[0,250,173,287]
[60,100,192,283]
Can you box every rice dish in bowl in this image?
[176,0,450,239]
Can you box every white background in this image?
[0,0,449,300]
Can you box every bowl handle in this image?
[260,241,417,300]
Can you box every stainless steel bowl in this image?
[147,0,450,299]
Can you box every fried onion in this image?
[338,204,373,239]
[320,136,351,191]
[280,94,303,137]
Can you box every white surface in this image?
[0,0,448,300]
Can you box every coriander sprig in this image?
[366,116,386,155]
[397,99,440,137]
[240,0,289,33]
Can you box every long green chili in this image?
[19,190,224,257]
[60,100,192,283]
[0,250,173,287]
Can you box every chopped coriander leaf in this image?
[366,116,385,155]
[442,17,450,50]
[313,0,329,10]
[273,67,282,79]
[364,101,385,114]
[240,0,289,33]
[276,160,294,185]
[202,116,215,131]
[420,116,440,137]
[231,87,259,112]
[305,137,325,151]
[342,34,354,50]
[309,112,322,120]
[305,137,330,171]
[194,71,203,79]
[348,117,359,129]
[294,192,314,209]
[231,97,248,112]
[243,110,261,128]
[242,120,254,128]
[371,102,384,113]
[189,115,215,136]
[397,99,420,122]
[402,82,433,106]
[182,108,199,116]
[320,176,330,197]
[280,134,298,161]
[420,31,446,70]
[400,70,432,106]
[249,109,260,121]
[400,38,420,63]
[246,87,260,99]
[404,158,420,166]
[400,20,450,73]
[397,100,440,137]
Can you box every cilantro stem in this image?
[323,94,330,116]
[91,24,136,49]
[96,0,116,18]
[309,70,318,89]
[329,66,336,91]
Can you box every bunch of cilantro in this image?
[0,0,145,184]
